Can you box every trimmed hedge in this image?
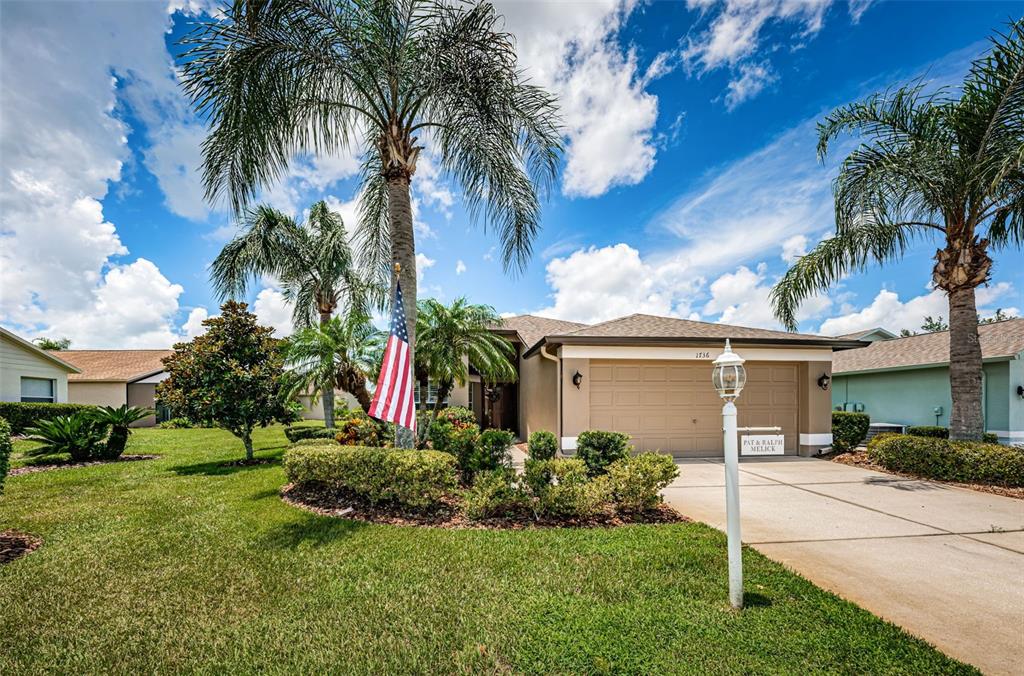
[284,444,457,510]
[832,412,870,452]
[576,430,631,476]
[527,430,558,461]
[907,426,999,444]
[606,453,678,512]
[0,417,10,496]
[868,434,1024,487]
[284,426,338,443]
[0,402,96,434]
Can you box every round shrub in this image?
[832,412,870,452]
[474,429,515,473]
[606,452,678,512]
[522,458,609,519]
[284,425,338,443]
[906,425,948,439]
[527,430,557,460]
[575,430,631,476]
[435,406,476,426]
[336,411,391,447]
[284,444,458,510]
[866,432,899,453]
[0,417,11,497]
[463,469,529,520]
[867,434,1024,487]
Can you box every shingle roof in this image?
[832,318,1024,374]
[835,327,897,341]
[493,315,589,351]
[54,350,173,382]
[558,313,840,342]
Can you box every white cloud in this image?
[182,307,210,339]
[455,260,467,275]
[818,283,1016,336]
[252,287,293,337]
[724,62,777,111]
[703,263,831,329]
[415,253,436,283]
[781,234,808,263]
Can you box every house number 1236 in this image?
[695,351,711,359]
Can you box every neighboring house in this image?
[835,327,898,343]
[53,350,173,427]
[832,318,1024,445]
[0,327,80,403]
[468,313,862,457]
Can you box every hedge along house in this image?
[832,318,1024,446]
[52,350,174,427]
[477,314,864,458]
[0,327,80,403]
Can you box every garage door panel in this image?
[614,390,641,405]
[615,366,641,381]
[591,365,613,382]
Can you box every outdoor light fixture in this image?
[817,373,831,391]
[712,339,746,609]
[712,339,747,401]
[572,370,583,389]
[1017,385,1023,399]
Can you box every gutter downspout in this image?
[539,345,561,451]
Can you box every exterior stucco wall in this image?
[0,336,70,403]
[126,382,158,427]
[298,390,361,421]
[559,357,590,449]
[68,382,127,408]
[518,353,557,439]
[799,361,834,454]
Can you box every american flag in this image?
[369,280,416,433]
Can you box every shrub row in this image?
[428,413,514,481]
[0,417,11,496]
[832,412,870,452]
[867,434,1024,487]
[283,444,458,510]
[0,402,97,434]
[906,426,999,444]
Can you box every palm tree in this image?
[416,298,516,416]
[771,21,1023,441]
[180,0,562,392]
[210,200,379,427]
[90,405,153,459]
[285,312,386,414]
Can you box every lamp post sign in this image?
[711,339,746,610]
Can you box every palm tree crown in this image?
[416,297,516,415]
[771,20,1023,439]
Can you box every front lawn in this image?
[0,426,973,673]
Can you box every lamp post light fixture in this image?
[712,339,747,609]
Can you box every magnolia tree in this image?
[158,301,295,461]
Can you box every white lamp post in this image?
[712,339,747,609]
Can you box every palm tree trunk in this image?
[432,380,453,417]
[319,311,336,429]
[948,286,984,440]
[387,174,417,447]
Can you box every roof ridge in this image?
[860,317,1024,343]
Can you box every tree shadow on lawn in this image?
[261,513,368,549]
[171,451,285,477]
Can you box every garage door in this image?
[589,360,799,457]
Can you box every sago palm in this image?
[210,200,380,427]
[180,0,562,364]
[416,297,516,416]
[90,405,153,459]
[285,312,386,414]
[771,20,1023,440]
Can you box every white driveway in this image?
[663,457,1024,675]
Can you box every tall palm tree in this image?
[416,298,516,416]
[210,200,379,427]
[771,21,1023,441]
[180,0,562,387]
[284,312,386,414]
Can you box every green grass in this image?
[1,426,973,674]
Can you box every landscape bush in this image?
[831,412,870,452]
[284,444,458,510]
[335,410,392,447]
[0,402,96,435]
[527,430,557,460]
[575,430,631,475]
[23,412,109,462]
[158,417,194,429]
[284,426,338,443]
[523,458,609,519]
[90,405,152,459]
[606,453,678,512]
[865,432,899,453]
[867,434,1024,487]
[906,426,999,444]
[434,406,476,426]
[0,417,11,496]
[473,428,515,472]
[463,469,529,520]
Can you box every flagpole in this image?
[393,262,401,449]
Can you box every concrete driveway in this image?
[663,457,1024,675]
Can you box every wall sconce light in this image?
[817,373,831,391]
[572,370,583,389]
[1017,385,1024,399]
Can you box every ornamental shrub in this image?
[474,429,515,472]
[284,426,338,443]
[866,432,899,453]
[463,469,530,520]
[906,425,949,439]
[0,417,11,496]
[159,417,194,429]
[575,430,631,476]
[336,410,392,447]
[23,412,108,462]
[983,432,1000,444]
[606,453,678,512]
[428,411,477,453]
[435,406,477,426]
[527,430,557,460]
[0,402,97,435]
[831,412,870,452]
[523,458,609,519]
[867,434,1024,487]
[283,444,458,510]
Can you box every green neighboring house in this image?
[831,319,1024,446]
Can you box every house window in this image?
[414,381,450,406]
[21,377,55,403]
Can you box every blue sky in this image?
[1,0,1021,348]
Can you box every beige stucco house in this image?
[0,327,80,403]
[467,314,864,457]
[54,350,173,427]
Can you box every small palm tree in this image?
[210,200,380,427]
[24,414,108,462]
[180,0,562,375]
[285,313,386,414]
[91,405,153,459]
[416,298,516,416]
[771,21,1023,441]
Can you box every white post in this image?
[723,400,743,609]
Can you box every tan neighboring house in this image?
[0,327,80,403]
[470,313,864,457]
[53,350,173,427]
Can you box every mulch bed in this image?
[0,530,43,565]
[8,455,159,477]
[827,450,1024,500]
[281,483,689,530]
